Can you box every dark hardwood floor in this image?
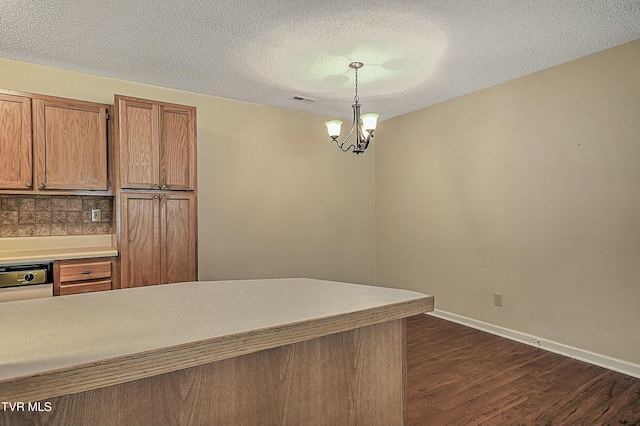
[405,314,640,425]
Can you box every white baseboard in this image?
[428,309,640,380]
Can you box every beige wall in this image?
[376,40,640,365]
[0,59,376,284]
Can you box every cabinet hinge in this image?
[106,111,110,120]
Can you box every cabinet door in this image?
[159,105,196,191]
[33,97,108,190]
[0,94,32,189]
[117,97,159,189]
[160,193,197,284]
[120,193,161,288]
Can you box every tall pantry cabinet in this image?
[115,95,197,288]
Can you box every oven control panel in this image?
[0,264,51,289]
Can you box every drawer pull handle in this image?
[82,271,92,274]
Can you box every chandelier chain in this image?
[353,68,359,104]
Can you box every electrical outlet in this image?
[494,293,503,307]
[91,209,101,222]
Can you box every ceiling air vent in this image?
[289,95,317,103]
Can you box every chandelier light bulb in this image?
[325,120,343,139]
[360,113,379,132]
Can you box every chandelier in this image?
[324,62,379,155]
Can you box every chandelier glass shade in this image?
[324,62,379,155]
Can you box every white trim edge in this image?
[428,309,640,380]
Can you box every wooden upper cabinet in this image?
[117,95,196,191]
[160,105,196,191]
[0,93,33,189]
[117,98,159,190]
[33,97,109,190]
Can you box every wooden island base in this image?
[1,279,433,425]
[3,320,405,425]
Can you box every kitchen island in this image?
[0,278,433,425]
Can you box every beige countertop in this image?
[0,278,433,401]
[0,235,117,263]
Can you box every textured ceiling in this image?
[1,1,640,121]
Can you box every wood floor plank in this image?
[433,363,544,412]
[605,397,640,425]
[416,374,542,426]
[524,371,613,423]
[566,373,640,424]
[454,392,530,426]
[405,314,640,426]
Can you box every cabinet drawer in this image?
[59,261,112,282]
[59,279,112,295]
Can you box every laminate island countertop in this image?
[0,278,433,425]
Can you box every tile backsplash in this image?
[0,195,113,237]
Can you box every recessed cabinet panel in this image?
[118,99,159,189]
[121,193,161,288]
[34,98,108,190]
[160,106,196,191]
[0,94,32,189]
[160,194,197,284]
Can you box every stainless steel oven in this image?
[0,262,53,303]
